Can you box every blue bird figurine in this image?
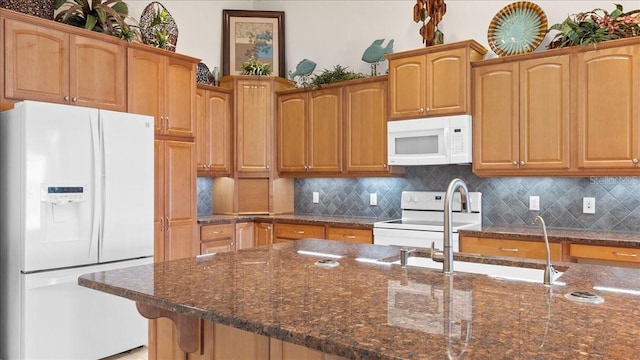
[289,59,317,80]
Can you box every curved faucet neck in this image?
[443,178,469,274]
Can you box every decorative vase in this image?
[139,2,179,52]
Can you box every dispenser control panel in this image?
[40,185,88,203]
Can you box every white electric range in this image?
[373,190,482,251]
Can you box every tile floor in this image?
[101,346,147,360]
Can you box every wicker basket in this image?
[0,0,56,19]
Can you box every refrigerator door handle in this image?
[99,117,107,257]
[89,116,101,259]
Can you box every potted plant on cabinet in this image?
[54,0,140,41]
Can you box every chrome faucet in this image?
[532,215,557,285]
[400,248,416,268]
[442,178,470,274]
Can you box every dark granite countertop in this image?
[198,214,383,229]
[80,239,640,359]
[459,225,640,248]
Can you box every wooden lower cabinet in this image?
[236,222,255,249]
[200,223,235,255]
[255,222,274,247]
[326,226,372,244]
[460,236,563,261]
[274,223,325,243]
[569,243,640,268]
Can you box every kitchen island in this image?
[79,239,640,359]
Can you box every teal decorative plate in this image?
[487,1,548,56]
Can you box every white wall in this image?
[126,1,639,77]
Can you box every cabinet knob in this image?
[512,161,518,166]
[520,160,526,166]
[72,97,77,102]
[383,164,387,168]
[426,107,430,112]
[419,108,425,113]
[64,96,69,101]
[633,158,639,164]
[266,165,270,169]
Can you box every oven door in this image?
[373,227,459,252]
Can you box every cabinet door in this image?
[154,140,167,263]
[254,223,273,247]
[308,88,342,173]
[207,90,232,173]
[3,18,69,104]
[426,47,467,115]
[388,54,426,119]
[128,48,165,134]
[472,63,519,171]
[236,79,273,173]
[576,46,640,169]
[277,92,308,173]
[164,140,196,261]
[195,89,208,171]
[235,222,255,250]
[166,56,196,137]
[69,34,126,111]
[344,80,389,172]
[519,56,570,170]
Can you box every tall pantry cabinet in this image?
[127,44,199,360]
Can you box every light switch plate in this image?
[583,197,595,214]
[370,193,377,206]
[312,192,319,204]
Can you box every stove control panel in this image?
[401,191,482,212]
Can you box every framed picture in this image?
[222,10,285,77]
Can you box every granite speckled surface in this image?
[80,239,640,360]
[198,214,383,229]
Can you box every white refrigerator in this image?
[0,101,154,360]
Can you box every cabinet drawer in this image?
[460,236,562,261]
[326,227,372,244]
[200,223,234,241]
[570,244,640,263]
[274,223,324,240]
[200,238,234,255]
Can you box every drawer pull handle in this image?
[612,252,637,257]
[499,247,519,252]
[344,235,356,239]
[293,230,305,234]
[212,231,223,234]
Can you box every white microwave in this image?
[387,115,472,166]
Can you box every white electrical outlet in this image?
[583,197,596,214]
[529,196,540,211]
[370,193,378,206]
[312,192,319,204]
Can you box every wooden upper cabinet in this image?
[128,46,197,138]
[220,76,292,175]
[344,78,389,173]
[234,78,273,174]
[277,92,307,173]
[576,45,640,169]
[3,17,126,111]
[277,88,342,174]
[196,85,232,176]
[473,56,570,175]
[472,62,519,172]
[387,40,486,119]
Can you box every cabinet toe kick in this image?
[136,302,200,354]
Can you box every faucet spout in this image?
[532,215,556,285]
[443,178,469,274]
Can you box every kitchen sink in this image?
[394,256,565,284]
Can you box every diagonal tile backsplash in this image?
[294,165,640,232]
